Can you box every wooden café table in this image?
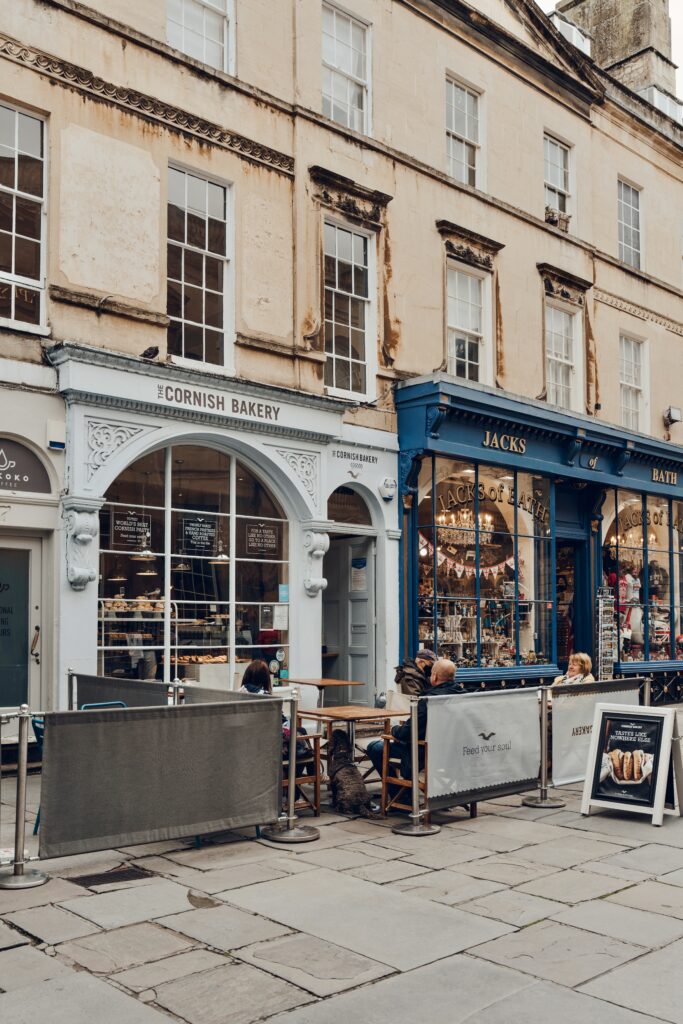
[286,678,365,707]
[298,705,410,772]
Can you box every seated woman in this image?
[553,652,595,686]
[240,659,314,785]
[240,658,272,695]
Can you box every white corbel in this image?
[303,530,330,597]
[63,497,102,591]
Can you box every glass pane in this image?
[172,558,229,604]
[17,155,42,197]
[327,487,372,526]
[205,329,223,366]
[15,197,40,240]
[14,237,40,279]
[168,204,185,242]
[236,561,287,603]
[519,603,553,665]
[236,462,284,518]
[235,517,287,559]
[480,600,516,667]
[171,445,230,514]
[167,243,182,280]
[14,286,40,324]
[620,604,646,662]
[106,449,165,507]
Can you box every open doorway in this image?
[322,488,376,706]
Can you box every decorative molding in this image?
[0,36,294,176]
[275,448,319,508]
[426,404,450,439]
[437,219,505,272]
[50,285,169,326]
[537,262,593,307]
[303,530,330,597]
[399,448,422,498]
[309,165,393,229]
[85,419,147,482]
[594,289,683,337]
[62,499,101,590]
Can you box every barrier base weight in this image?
[0,867,49,889]
[391,821,441,837]
[260,824,320,844]
[522,793,566,809]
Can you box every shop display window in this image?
[602,489,679,664]
[98,445,288,685]
[417,457,554,668]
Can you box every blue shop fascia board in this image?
[396,375,683,494]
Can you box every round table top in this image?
[298,705,409,721]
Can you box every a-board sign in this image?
[581,704,683,827]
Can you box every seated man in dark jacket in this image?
[394,649,435,697]
[367,658,460,780]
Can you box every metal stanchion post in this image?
[260,688,319,844]
[0,706,48,889]
[523,688,566,809]
[644,676,652,707]
[392,697,440,837]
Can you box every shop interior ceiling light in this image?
[136,567,158,577]
[173,561,191,572]
[131,547,156,561]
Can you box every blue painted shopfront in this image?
[397,375,683,686]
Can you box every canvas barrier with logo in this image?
[426,689,541,804]
[71,673,171,708]
[551,680,642,786]
[38,700,282,858]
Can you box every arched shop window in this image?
[602,490,682,664]
[417,457,552,669]
[99,446,289,686]
[327,486,372,526]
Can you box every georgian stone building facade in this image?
[0,0,681,710]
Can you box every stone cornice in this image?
[49,285,169,326]
[537,263,593,307]
[0,35,294,177]
[309,166,393,230]
[594,290,683,338]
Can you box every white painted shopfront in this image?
[50,344,399,708]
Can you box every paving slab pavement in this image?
[224,867,513,971]
[55,922,195,973]
[581,936,683,1022]
[0,972,172,1023]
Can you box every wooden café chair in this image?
[282,733,322,816]
[380,734,477,823]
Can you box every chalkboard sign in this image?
[112,510,151,550]
[246,522,279,556]
[181,516,217,555]
[581,704,683,827]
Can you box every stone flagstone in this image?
[454,854,559,886]
[113,949,227,992]
[466,979,664,1024]
[264,953,536,1023]
[152,961,313,1024]
[512,836,627,869]
[390,871,505,906]
[0,972,171,1023]
[518,868,632,903]
[0,877,84,914]
[234,933,394,997]
[224,867,513,971]
[55,922,194,973]
[460,889,564,927]
[57,880,194,928]
[0,945,74,991]
[599,844,683,877]
[0,920,30,951]
[157,903,291,951]
[5,904,101,944]
[582,936,683,1022]
[471,919,644,987]
[552,900,683,948]
[607,880,683,919]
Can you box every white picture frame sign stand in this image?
[581,703,683,827]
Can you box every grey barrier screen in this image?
[426,690,541,803]
[551,681,641,786]
[39,701,282,858]
[73,674,171,708]
[182,686,250,704]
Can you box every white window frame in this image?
[544,300,583,413]
[445,76,482,189]
[323,216,377,402]
[620,333,649,433]
[322,2,372,136]
[618,177,643,270]
[167,0,234,75]
[445,261,493,387]
[544,132,572,216]
[0,100,48,336]
[166,162,235,375]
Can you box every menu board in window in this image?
[181,517,218,556]
[111,510,151,550]
[246,522,279,556]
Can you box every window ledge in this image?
[0,318,51,338]
[169,354,236,376]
